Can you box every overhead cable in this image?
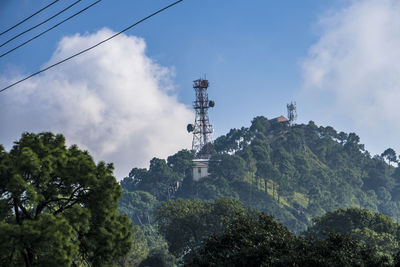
[0,0,102,59]
[0,0,61,37]
[0,0,82,48]
[0,0,184,93]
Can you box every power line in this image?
[0,0,184,94]
[0,0,82,48]
[0,0,61,37]
[0,0,102,59]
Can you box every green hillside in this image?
[120,116,400,234]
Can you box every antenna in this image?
[187,78,215,159]
[287,101,297,126]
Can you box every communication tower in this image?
[287,101,297,126]
[187,78,215,159]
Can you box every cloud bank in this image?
[301,0,400,155]
[0,28,193,179]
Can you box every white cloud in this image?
[0,28,193,179]
[301,0,400,155]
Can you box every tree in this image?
[0,132,132,266]
[156,198,246,258]
[132,158,182,201]
[306,207,399,261]
[213,128,249,154]
[120,168,148,192]
[188,212,388,267]
[167,149,194,176]
[188,212,295,266]
[118,190,159,226]
[138,244,177,267]
[208,154,247,181]
[382,148,397,166]
[118,226,149,267]
[249,116,271,134]
[293,233,390,267]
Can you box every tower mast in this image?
[187,78,215,159]
[287,101,297,126]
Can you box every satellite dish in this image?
[209,100,215,107]
[187,124,194,132]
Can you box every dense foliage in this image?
[188,211,390,267]
[157,198,247,257]
[0,132,132,267]
[306,208,400,261]
[119,116,400,265]
[121,117,400,233]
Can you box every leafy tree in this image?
[0,132,132,266]
[307,208,399,238]
[306,207,399,261]
[382,148,397,166]
[125,158,182,201]
[119,190,159,226]
[208,154,247,181]
[118,226,149,267]
[249,116,271,134]
[213,128,249,154]
[167,149,194,176]
[120,168,148,192]
[156,198,246,258]
[292,232,390,267]
[337,131,348,144]
[363,159,395,192]
[344,132,363,155]
[350,227,399,258]
[138,244,177,267]
[188,212,388,267]
[188,212,295,266]
[377,186,392,203]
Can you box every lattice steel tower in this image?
[187,78,215,159]
[287,101,297,126]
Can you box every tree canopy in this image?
[306,208,400,261]
[188,211,389,267]
[156,198,247,258]
[118,116,400,265]
[0,132,132,266]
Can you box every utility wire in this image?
[0,0,184,93]
[0,0,102,59]
[0,0,61,37]
[0,0,82,48]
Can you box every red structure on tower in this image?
[187,78,215,159]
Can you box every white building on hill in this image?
[192,159,210,181]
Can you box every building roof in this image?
[193,163,208,168]
[270,115,289,123]
[193,159,209,168]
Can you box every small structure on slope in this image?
[270,115,289,125]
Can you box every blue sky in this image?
[0,0,339,130]
[2,0,400,178]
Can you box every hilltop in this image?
[120,116,400,233]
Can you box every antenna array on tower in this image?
[287,101,297,126]
[187,78,215,159]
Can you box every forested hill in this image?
[120,116,400,233]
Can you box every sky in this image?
[1,0,400,179]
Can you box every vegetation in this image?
[121,117,400,233]
[0,132,132,267]
[119,116,400,265]
[157,198,247,257]
[3,115,400,265]
[306,208,400,261]
[188,211,390,267]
